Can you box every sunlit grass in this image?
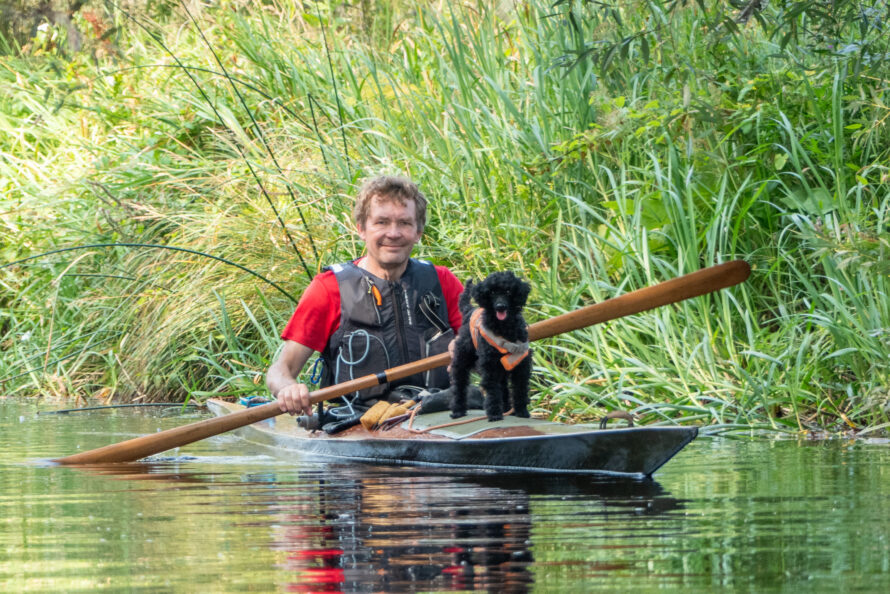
[1,0,888,433]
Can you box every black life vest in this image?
[320,259,454,405]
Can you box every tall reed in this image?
[1,0,887,432]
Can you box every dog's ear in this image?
[462,279,475,302]
[471,279,489,307]
[517,278,531,305]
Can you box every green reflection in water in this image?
[1,398,888,592]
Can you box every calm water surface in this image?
[2,398,888,592]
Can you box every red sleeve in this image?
[281,271,341,352]
[435,266,464,333]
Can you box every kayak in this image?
[206,398,696,476]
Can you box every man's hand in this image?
[267,341,316,416]
[447,338,456,373]
[276,382,312,416]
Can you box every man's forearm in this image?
[266,362,297,397]
[266,340,315,397]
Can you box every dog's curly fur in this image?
[450,271,533,422]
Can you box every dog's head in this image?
[472,271,530,322]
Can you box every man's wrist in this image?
[274,381,299,398]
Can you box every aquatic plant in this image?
[1,0,887,433]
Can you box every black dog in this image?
[450,271,532,422]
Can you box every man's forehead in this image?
[368,195,415,216]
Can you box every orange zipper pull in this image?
[370,284,382,306]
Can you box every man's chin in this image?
[366,243,413,266]
[378,248,409,259]
[374,253,411,269]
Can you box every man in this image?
[267,176,464,417]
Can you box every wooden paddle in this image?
[54,260,750,464]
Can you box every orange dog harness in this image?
[468,308,530,371]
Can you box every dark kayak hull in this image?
[206,399,697,477]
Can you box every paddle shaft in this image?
[54,260,750,464]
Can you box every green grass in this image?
[1,0,888,434]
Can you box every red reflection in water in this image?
[298,568,345,583]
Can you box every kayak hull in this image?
[206,399,697,477]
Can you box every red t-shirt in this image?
[281,262,464,352]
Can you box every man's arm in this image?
[266,340,316,415]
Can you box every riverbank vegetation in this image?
[1,0,888,434]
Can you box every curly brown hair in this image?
[353,176,428,233]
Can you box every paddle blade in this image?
[52,401,283,464]
[528,260,750,341]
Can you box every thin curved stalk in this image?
[88,64,313,130]
[1,243,298,303]
[315,0,351,172]
[107,1,314,280]
[178,0,320,266]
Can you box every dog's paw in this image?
[513,409,530,418]
[486,414,504,422]
[450,409,467,419]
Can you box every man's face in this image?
[357,196,423,273]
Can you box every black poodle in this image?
[450,271,533,422]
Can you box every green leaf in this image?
[779,188,838,215]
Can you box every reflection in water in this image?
[262,469,680,592]
[4,400,888,592]
[66,461,222,483]
[68,461,680,592]
[272,471,543,592]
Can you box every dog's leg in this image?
[509,354,532,418]
[449,345,475,419]
[500,376,512,414]
[480,370,506,422]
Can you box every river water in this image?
[1,398,888,592]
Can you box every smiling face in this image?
[356,196,423,280]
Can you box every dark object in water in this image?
[39,403,203,415]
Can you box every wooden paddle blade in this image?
[52,354,447,465]
[53,401,283,464]
[527,259,751,341]
[53,260,749,465]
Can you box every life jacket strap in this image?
[468,308,530,371]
